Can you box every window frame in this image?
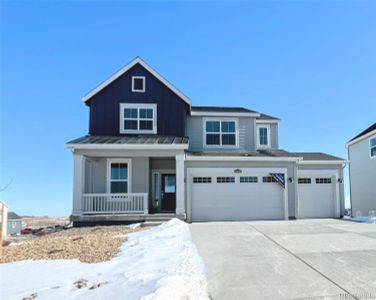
[106,159,132,194]
[257,124,271,148]
[120,103,157,134]
[370,136,376,159]
[131,76,146,92]
[203,118,239,148]
[315,177,332,184]
[240,176,258,183]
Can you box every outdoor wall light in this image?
[288,177,293,183]
[337,178,343,183]
[234,169,242,174]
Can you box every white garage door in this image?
[297,173,337,218]
[190,170,285,222]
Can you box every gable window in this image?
[120,103,157,134]
[370,137,376,158]
[257,125,270,148]
[205,120,237,147]
[107,159,131,193]
[132,76,145,92]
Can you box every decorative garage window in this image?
[240,176,258,183]
[298,178,311,184]
[370,137,376,158]
[217,177,235,183]
[193,177,212,183]
[132,76,146,92]
[262,176,277,183]
[107,159,131,193]
[120,103,157,134]
[205,120,237,147]
[315,178,332,184]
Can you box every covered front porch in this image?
[67,136,188,225]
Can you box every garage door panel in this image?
[191,173,285,222]
[298,174,336,219]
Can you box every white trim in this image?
[256,124,271,148]
[346,129,376,147]
[297,160,347,165]
[106,159,132,194]
[191,111,260,117]
[119,103,157,134]
[67,143,189,150]
[255,119,279,124]
[175,153,185,215]
[370,135,376,159]
[131,76,146,92]
[203,118,239,149]
[83,57,191,105]
[185,154,301,162]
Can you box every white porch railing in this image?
[82,193,148,214]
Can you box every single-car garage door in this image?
[189,169,286,222]
[297,171,338,218]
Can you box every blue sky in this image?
[1,2,375,215]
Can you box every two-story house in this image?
[67,57,346,225]
[347,123,376,217]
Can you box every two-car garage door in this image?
[189,169,286,222]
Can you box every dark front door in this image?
[161,174,176,212]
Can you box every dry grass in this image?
[21,216,70,228]
[0,225,143,264]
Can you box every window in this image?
[193,177,212,183]
[217,177,235,183]
[262,176,277,183]
[298,178,312,184]
[370,137,376,158]
[120,103,157,134]
[240,176,258,183]
[132,76,145,92]
[257,125,270,148]
[107,160,131,193]
[205,120,237,147]
[315,178,332,184]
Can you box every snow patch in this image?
[0,218,209,300]
[343,216,376,224]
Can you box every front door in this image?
[161,174,176,212]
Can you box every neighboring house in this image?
[346,123,376,217]
[6,212,22,235]
[67,57,346,225]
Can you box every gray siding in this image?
[7,220,22,235]
[84,157,149,194]
[256,122,278,149]
[349,135,376,216]
[186,116,256,152]
[184,160,297,218]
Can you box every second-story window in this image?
[370,137,376,158]
[205,120,237,147]
[120,103,157,134]
[257,124,270,148]
[132,76,146,92]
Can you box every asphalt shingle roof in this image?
[67,135,189,145]
[8,212,22,220]
[191,106,257,113]
[290,152,345,161]
[349,123,376,143]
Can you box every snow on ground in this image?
[0,219,209,300]
[343,215,376,224]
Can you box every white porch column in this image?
[72,153,85,216]
[175,153,185,215]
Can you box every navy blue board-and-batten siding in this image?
[86,63,190,137]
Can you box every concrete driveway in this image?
[190,219,376,300]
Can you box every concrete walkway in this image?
[190,219,376,300]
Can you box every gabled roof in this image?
[8,212,22,220]
[347,123,376,146]
[257,113,280,121]
[82,57,191,105]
